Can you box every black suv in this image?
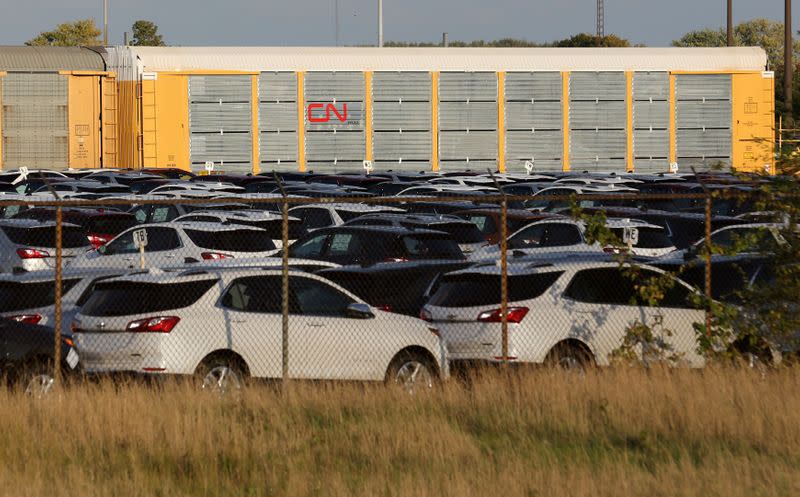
[288,226,465,265]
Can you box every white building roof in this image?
[128,46,767,74]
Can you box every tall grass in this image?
[0,367,797,497]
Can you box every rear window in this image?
[401,235,465,260]
[86,216,138,236]
[80,279,217,317]
[2,225,89,249]
[428,272,563,307]
[405,222,485,243]
[185,229,276,252]
[0,279,80,312]
[239,219,305,240]
[610,227,674,249]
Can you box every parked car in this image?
[343,213,487,255]
[421,257,705,370]
[0,317,80,395]
[660,223,789,262]
[288,226,465,265]
[14,207,138,249]
[69,222,279,269]
[451,208,562,244]
[288,203,404,231]
[0,219,91,274]
[72,269,448,391]
[0,268,132,333]
[173,210,306,249]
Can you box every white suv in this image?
[72,269,447,391]
[69,222,280,270]
[422,257,705,369]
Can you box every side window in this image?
[290,234,329,258]
[305,209,333,229]
[328,233,363,257]
[221,276,282,313]
[563,268,638,306]
[131,206,149,223]
[639,269,695,309]
[145,227,182,252]
[509,225,546,249]
[290,277,355,316]
[542,225,582,246]
[151,206,178,223]
[104,231,137,255]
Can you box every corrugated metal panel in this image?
[306,131,364,160]
[128,46,768,73]
[259,72,296,102]
[569,101,626,129]
[505,158,563,172]
[677,128,732,158]
[633,72,669,100]
[634,158,670,173]
[570,72,626,100]
[633,101,669,129]
[569,158,627,171]
[189,133,252,170]
[439,159,498,171]
[189,102,252,132]
[505,101,561,130]
[2,73,68,169]
[678,157,730,171]
[189,75,252,168]
[259,103,296,131]
[676,74,731,100]
[505,72,561,101]
[439,102,496,130]
[439,131,497,160]
[439,72,496,101]
[676,100,731,128]
[305,101,364,131]
[633,129,669,159]
[506,130,562,160]
[305,72,364,101]
[260,161,298,172]
[373,72,430,101]
[373,131,431,160]
[189,75,251,102]
[374,160,431,172]
[373,101,430,130]
[570,129,627,160]
[0,46,105,72]
[260,131,297,162]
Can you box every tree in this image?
[131,20,165,47]
[552,33,631,48]
[26,19,101,46]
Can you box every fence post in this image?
[704,193,713,337]
[53,206,63,387]
[500,196,509,364]
[281,196,290,383]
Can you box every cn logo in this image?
[307,102,348,123]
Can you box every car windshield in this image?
[401,235,465,260]
[81,279,217,317]
[184,229,276,252]
[428,272,563,307]
[0,279,80,312]
[2,225,89,249]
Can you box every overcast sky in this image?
[0,0,798,47]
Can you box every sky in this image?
[0,0,798,47]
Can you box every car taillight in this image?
[16,248,50,259]
[87,234,111,249]
[126,316,181,333]
[10,314,42,325]
[476,307,529,324]
[201,252,234,260]
[419,308,432,322]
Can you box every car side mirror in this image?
[345,303,374,319]
[98,245,110,255]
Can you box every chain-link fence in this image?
[1,186,797,395]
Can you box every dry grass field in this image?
[0,367,797,497]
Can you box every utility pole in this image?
[378,0,383,47]
[103,0,108,45]
[786,0,793,120]
[596,0,604,38]
[726,0,733,46]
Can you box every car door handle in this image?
[306,323,324,328]
[230,319,247,324]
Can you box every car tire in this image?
[385,350,437,394]
[195,355,247,395]
[545,342,593,373]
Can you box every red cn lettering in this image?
[329,103,347,123]
[307,102,326,123]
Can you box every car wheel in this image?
[385,351,437,394]
[19,362,57,398]
[196,356,246,395]
[545,343,593,374]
